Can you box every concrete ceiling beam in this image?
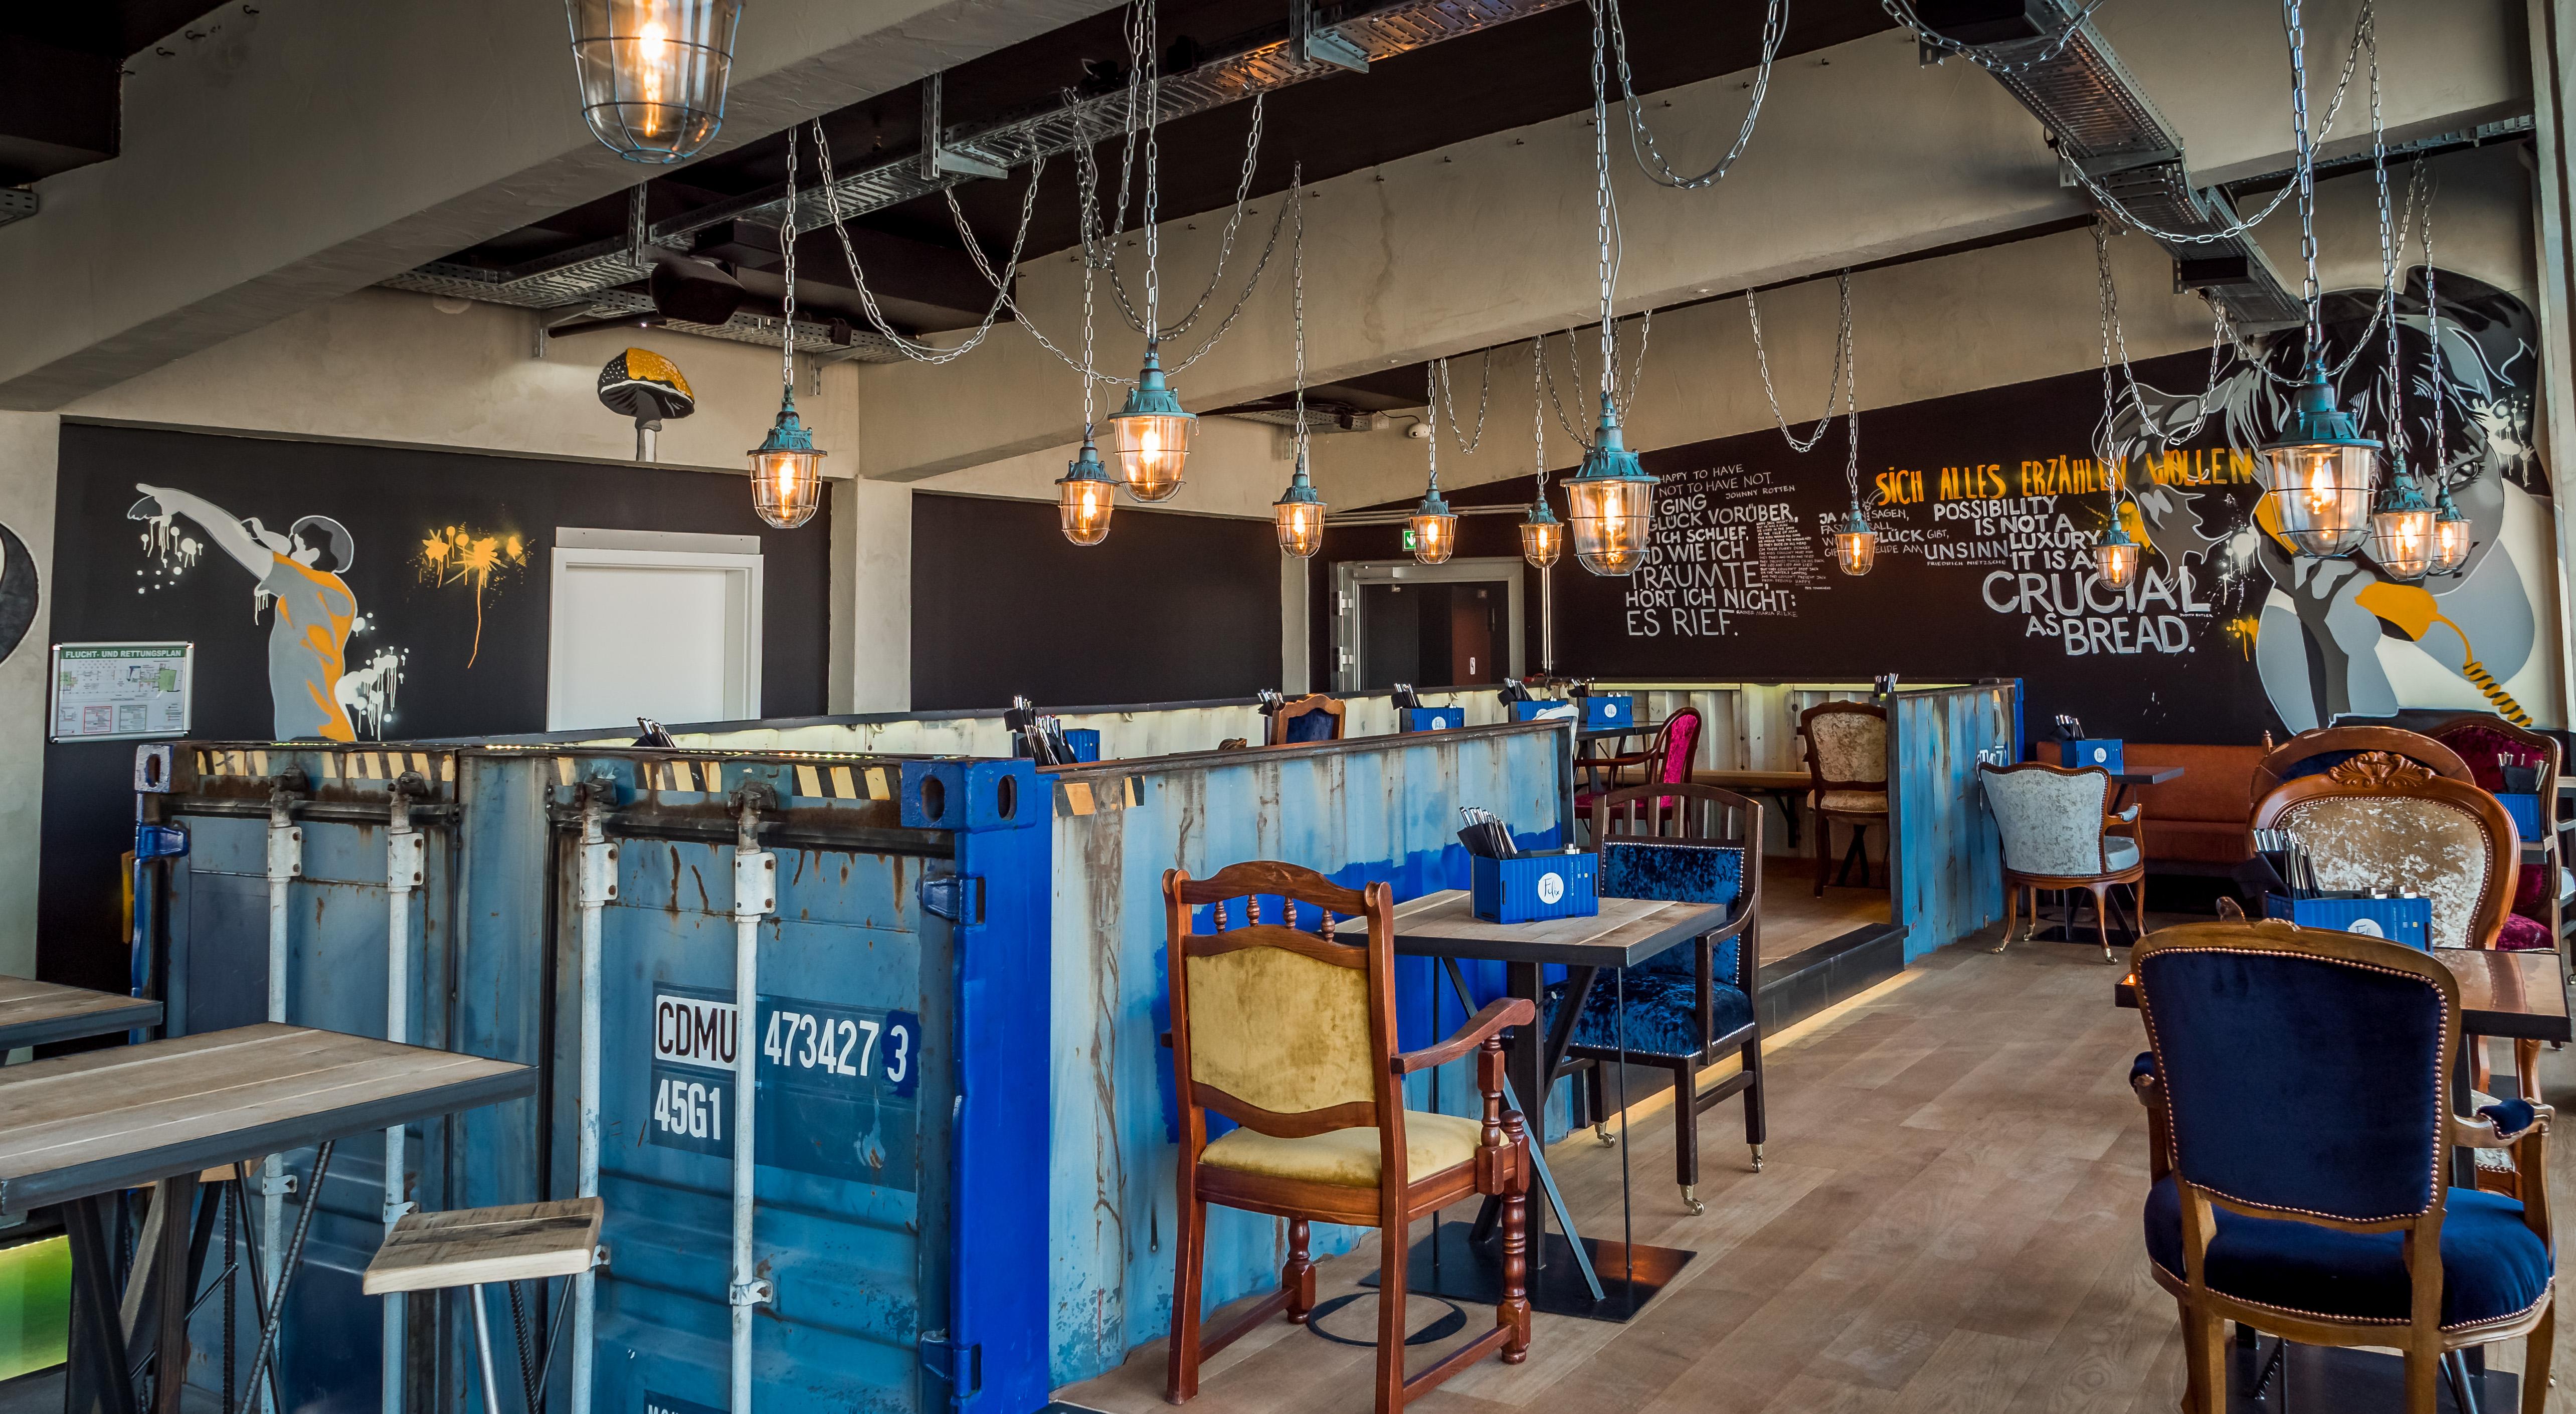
[847,0,2525,482]
[0,0,1126,410]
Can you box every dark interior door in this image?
[1358,580,1507,688]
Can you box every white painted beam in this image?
[0,0,1124,409]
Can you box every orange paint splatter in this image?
[414,525,528,667]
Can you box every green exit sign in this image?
[1401,527,1417,551]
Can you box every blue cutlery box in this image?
[2264,892,2432,950]
[2495,791,2544,839]
[1512,699,1582,724]
[1580,695,1637,732]
[1402,706,1466,733]
[1471,851,1599,924]
[1063,728,1101,763]
[2058,738,2125,773]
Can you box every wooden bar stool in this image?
[362,1198,603,1414]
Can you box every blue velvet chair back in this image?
[1602,839,1746,984]
[2135,926,2453,1221]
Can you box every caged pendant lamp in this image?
[2260,369,2378,556]
[747,127,823,528]
[1105,342,1194,501]
[1564,395,1654,575]
[1271,181,1327,559]
[2369,464,2436,581]
[2092,513,2140,590]
[1521,497,1563,569]
[567,0,742,164]
[1832,506,1876,577]
[1057,439,1117,546]
[2429,484,2473,576]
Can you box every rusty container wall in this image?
[1888,682,2022,958]
[1039,721,1575,1385]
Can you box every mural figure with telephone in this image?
[127,482,366,742]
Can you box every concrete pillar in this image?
[0,412,60,973]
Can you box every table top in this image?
[2116,946,2570,1043]
[2114,767,2186,785]
[1338,889,1730,968]
[0,1023,533,1215]
[1578,726,1640,744]
[1693,769,1813,790]
[0,977,162,1052]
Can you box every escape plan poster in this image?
[1551,272,2562,743]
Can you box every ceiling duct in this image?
[1914,0,2305,328]
[382,0,1578,358]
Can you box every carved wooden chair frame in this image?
[2130,920,2555,1414]
[1266,693,1348,746]
[1798,700,1889,897]
[2250,726,2475,803]
[2251,751,2519,952]
[1163,861,1534,1413]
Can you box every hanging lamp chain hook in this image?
[780,125,799,393]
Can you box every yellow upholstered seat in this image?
[1810,789,1888,814]
[1200,1112,1484,1188]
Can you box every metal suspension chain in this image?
[2288,0,2325,356]
[2370,28,2407,462]
[1747,273,1852,454]
[1606,0,1785,188]
[1532,335,1551,490]
[1424,361,1442,493]
[1538,312,1652,445]
[2093,220,2129,503]
[1588,0,1621,396]
[1435,349,1495,454]
[806,119,1049,366]
[1081,169,1101,435]
[780,127,798,391]
[1290,172,1306,458]
[2065,0,2373,247]
[1881,0,2115,77]
[2422,162,2450,484]
[1841,281,1862,507]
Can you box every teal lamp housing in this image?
[1832,504,1876,577]
[2429,482,2474,576]
[1563,394,1657,575]
[1103,341,1196,501]
[1056,436,1118,546]
[2260,365,2381,557]
[1273,450,1327,558]
[747,386,824,529]
[2091,512,2140,590]
[1520,495,1563,569]
[1408,482,1457,566]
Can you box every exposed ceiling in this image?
[417,0,1896,340]
[0,1,234,184]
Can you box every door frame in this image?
[1331,557,1525,692]
[546,545,764,730]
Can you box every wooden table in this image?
[1339,890,1727,1320]
[0,975,161,1053]
[2107,765,2184,813]
[0,1024,533,1414]
[2114,946,2570,1043]
[1693,769,1813,847]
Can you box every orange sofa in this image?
[2122,743,2264,874]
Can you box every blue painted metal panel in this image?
[1890,686,2018,959]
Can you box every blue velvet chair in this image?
[1547,782,1764,1215]
[2131,920,2555,1413]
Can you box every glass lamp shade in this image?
[746,388,824,529]
[2259,368,2380,557]
[1832,506,1877,577]
[2430,486,2474,576]
[567,0,742,164]
[1520,500,1564,569]
[1105,342,1195,502]
[2092,518,2141,590]
[1056,439,1118,547]
[1272,452,1327,558]
[1565,396,1657,576]
[1410,487,1458,566]
[2368,471,2437,582]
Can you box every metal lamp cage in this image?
[1058,441,1119,547]
[1831,507,1876,578]
[748,392,824,529]
[567,0,742,165]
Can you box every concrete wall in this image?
[0,412,58,978]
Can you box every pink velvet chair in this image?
[1576,709,1701,824]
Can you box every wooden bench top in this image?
[0,1023,532,1215]
[0,977,162,1052]
[1692,770,1813,790]
[363,1197,603,1294]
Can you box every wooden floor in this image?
[1754,861,1891,967]
[1058,917,2576,1413]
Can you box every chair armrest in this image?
[1393,997,1536,1074]
[2129,1051,2157,1099]
[2452,1098,2551,1148]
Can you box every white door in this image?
[547,532,763,732]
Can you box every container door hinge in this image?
[919,873,984,925]
[728,1279,772,1308]
[917,1332,982,1394]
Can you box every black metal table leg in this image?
[150,1173,199,1414]
[64,1197,139,1414]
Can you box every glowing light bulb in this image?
[1140,425,1162,468]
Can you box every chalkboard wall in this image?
[910,491,1281,711]
[1333,274,2561,750]
[41,422,832,995]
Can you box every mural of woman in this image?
[127,483,362,742]
[2115,269,2556,733]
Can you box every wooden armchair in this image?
[1980,761,2145,964]
[1268,693,1347,746]
[1799,701,1888,896]
[2129,921,2554,1414]
[1164,862,1534,1413]
[1556,783,1767,1214]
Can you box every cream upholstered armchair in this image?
[1980,761,2144,963]
[1163,861,1534,1413]
[1799,701,1889,896]
[2251,751,2517,954]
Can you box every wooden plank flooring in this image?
[1057,919,2576,1413]
[1756,871,1892,967]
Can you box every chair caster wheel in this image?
[1593,1124,1616,1146]
[2100,949,2117,965]
[1679,1185,1704,1216]
[1749,1144,1765,1173]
